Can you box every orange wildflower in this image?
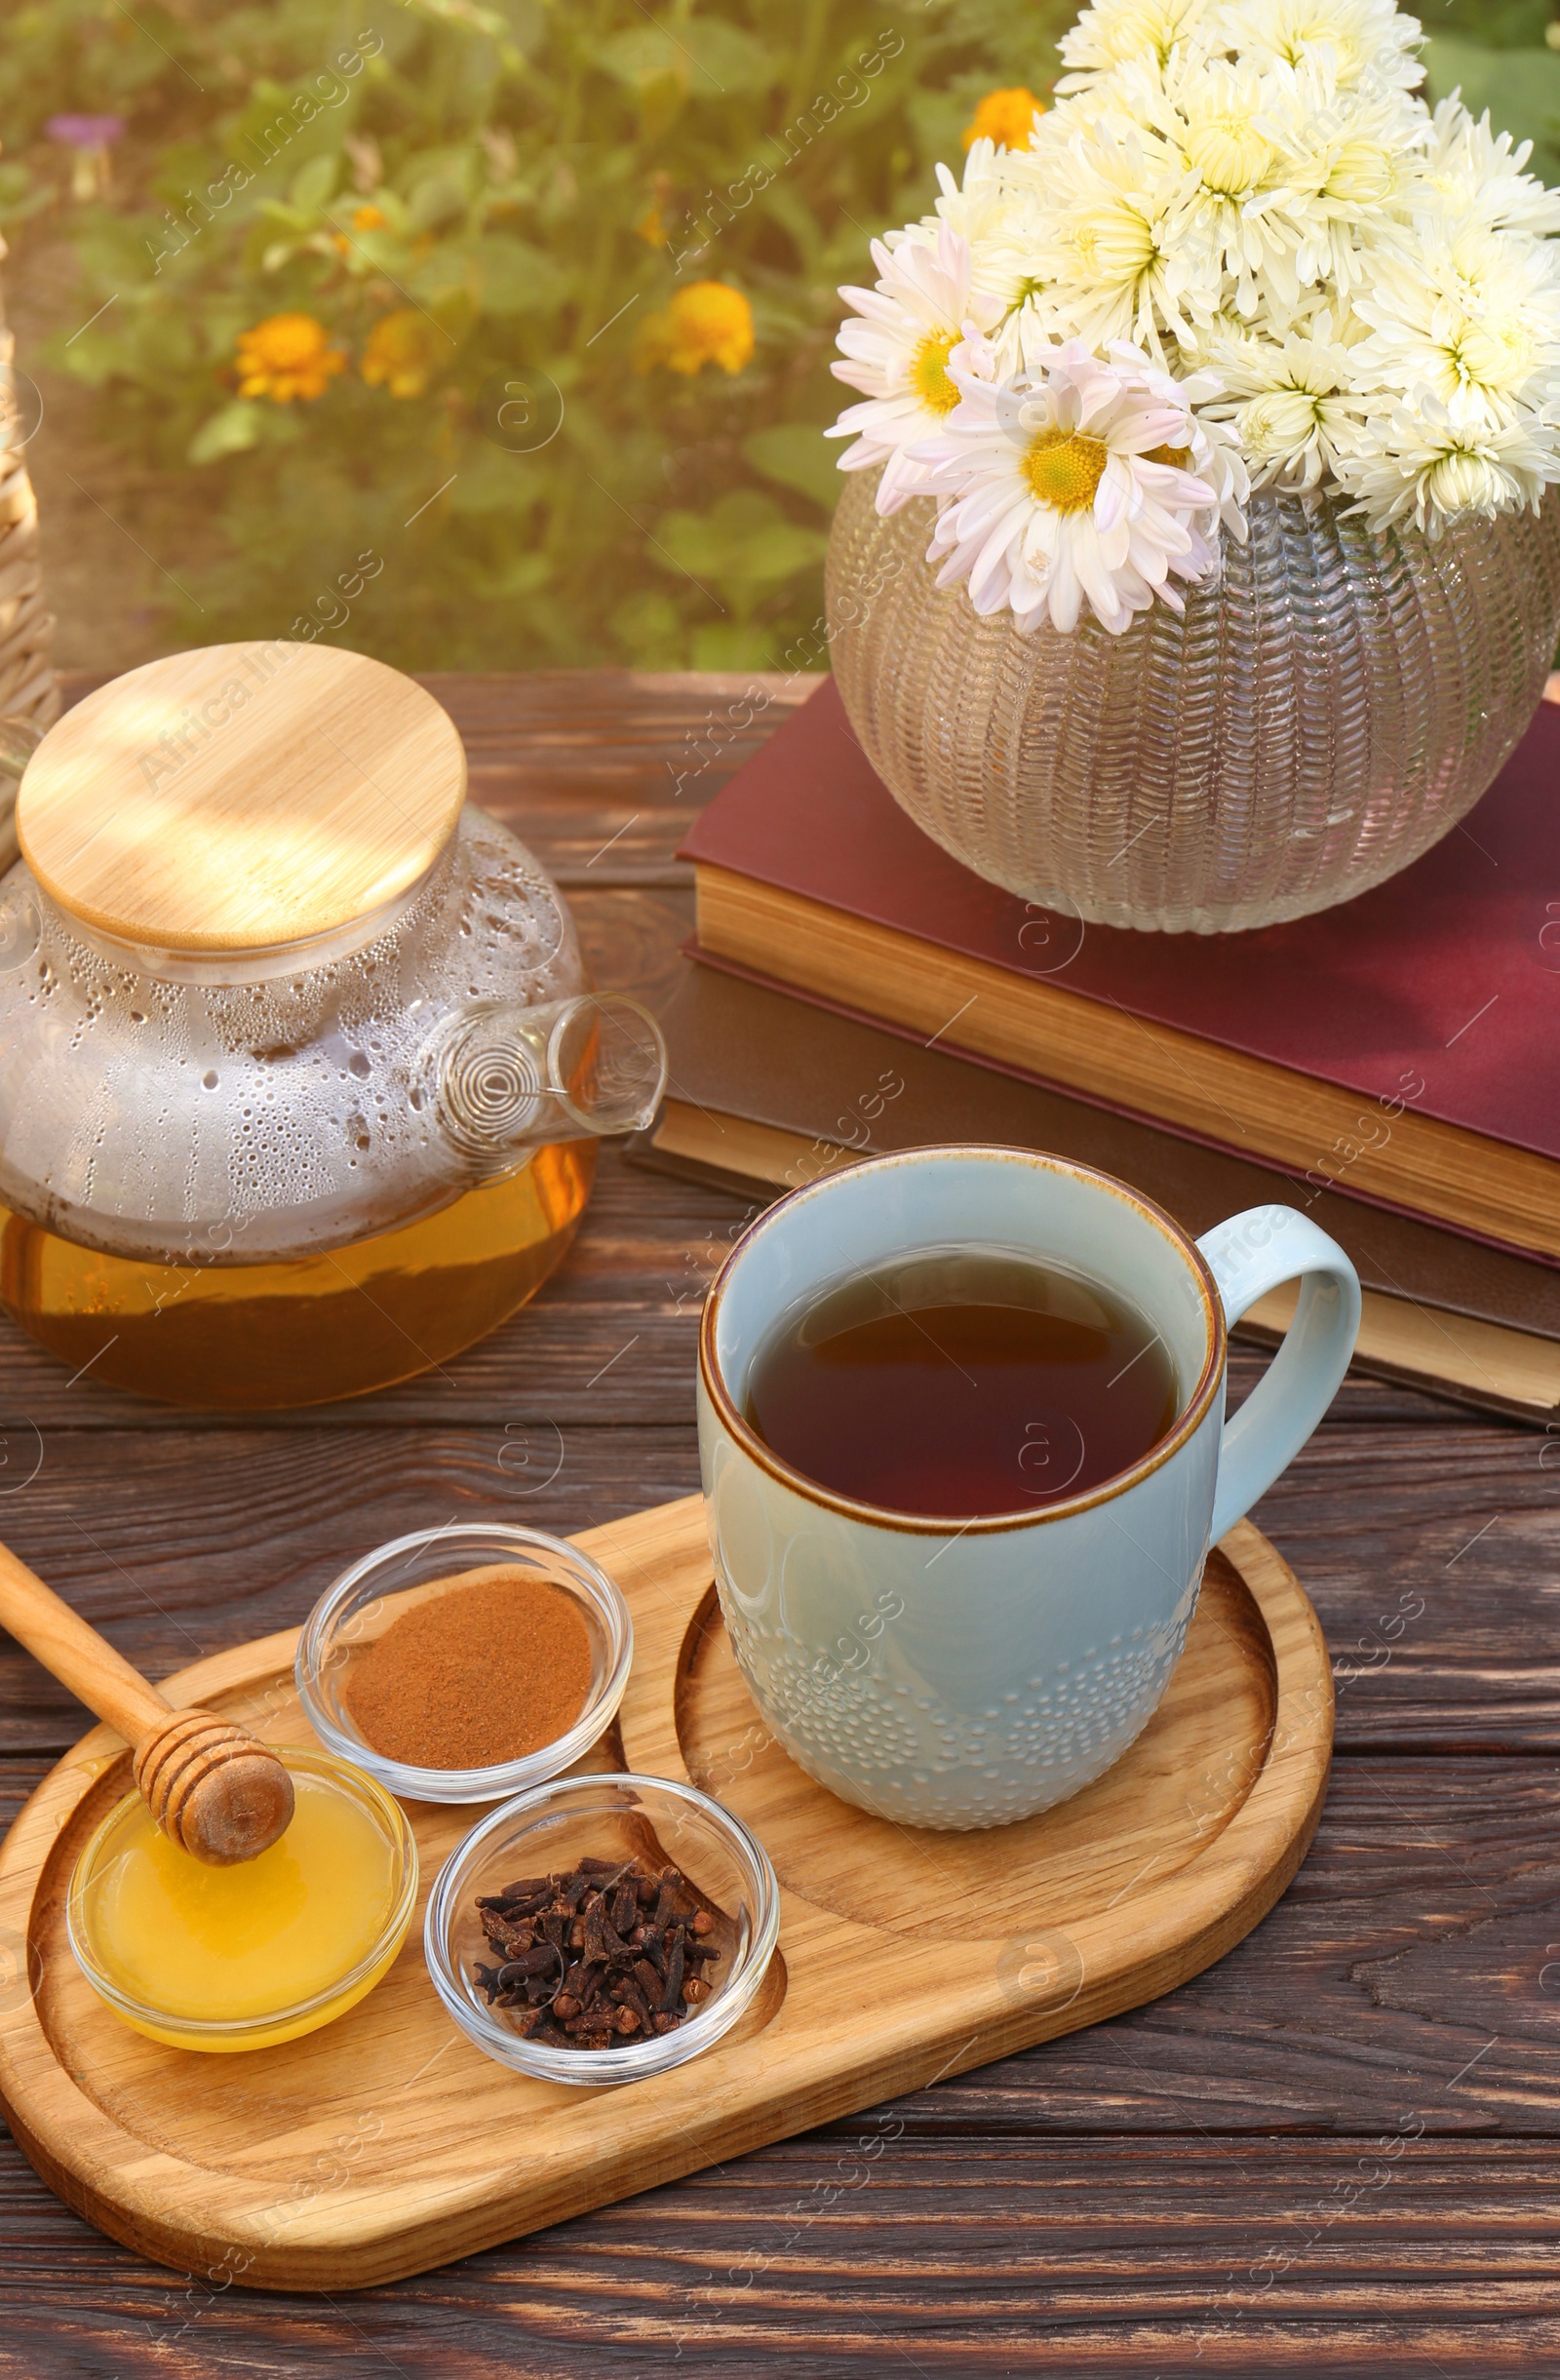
[361,308,443,399]
[962,87,1046,151]
[636,281,755,376]
[234,313,345,403]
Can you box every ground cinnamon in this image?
[342,1570,594,1770]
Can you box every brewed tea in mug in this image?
[743,1243,1177,1518]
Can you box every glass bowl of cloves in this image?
[423,1772,780,2084]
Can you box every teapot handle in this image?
[431,993,667,1164]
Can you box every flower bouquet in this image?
[824,0,1560,931]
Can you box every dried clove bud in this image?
[469,1853,723,2051]
[659,1937,685,2012]
[496,1945,561,1983]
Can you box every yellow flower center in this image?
[1099,0,1190,66]
[1185,114,1272,199]
[1452,318,1532,389]
[1240,391,1323,452]
[912,332,962,415]
[1023,429,1110,512]
[1323,139,1393,206]
[1424,449,1496,511]
[1278,13,1362,74]
[1144,443,1190,468]
[1074,204,1158,285]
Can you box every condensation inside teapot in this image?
[0,808,584,1265]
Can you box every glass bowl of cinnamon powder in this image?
[294,1524,633,1803]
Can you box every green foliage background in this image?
[2,0,1557,670]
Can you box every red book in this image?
[680,676,1560,1263]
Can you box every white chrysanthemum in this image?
[828,224,1003,513]
[1057,0,1213,85]
[1335,392,1560,533]
[1142,55,1306,313]
[1013,107,1203,352]
[910,340,1243,634]
[1281,81,1426,291]
[1202,309,1369,488]
[1214,0,1424,93]
[928,144,1051,334]
[1418,98,1560,238]
[1352,226,1560,428]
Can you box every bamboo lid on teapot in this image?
[15,642,467,952]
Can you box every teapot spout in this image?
[431,993,667,1165]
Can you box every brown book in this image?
[638,959,1560,1425]
[679,677,1560,1265]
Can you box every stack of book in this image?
[636,676,1560,1425]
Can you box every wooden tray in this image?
[0,1495,1332,2292]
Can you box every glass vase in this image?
[825,465,1560,933]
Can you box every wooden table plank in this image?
[3,2128,1560,2374]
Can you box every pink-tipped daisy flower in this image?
[912,337,1248,635]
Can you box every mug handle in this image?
[1195,1205,1361,1545]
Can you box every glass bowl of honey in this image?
[423,1772,780,2085]
[294,1524,634,1805]
[66,1745,418,2052]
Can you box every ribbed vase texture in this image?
[825,466,1560,932]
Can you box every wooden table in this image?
[2,671,1557,2374]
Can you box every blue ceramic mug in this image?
[697,1146,1359,1830]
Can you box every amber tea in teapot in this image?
[0,644,666,1408]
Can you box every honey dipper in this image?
[0,1538,293,1863]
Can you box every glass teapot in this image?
[0,643,667,1408]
